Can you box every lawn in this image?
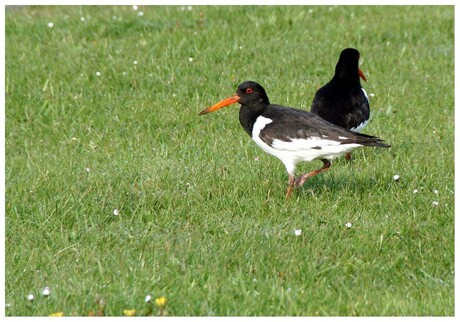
[4,5,454,316]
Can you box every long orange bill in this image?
[358,68,367,82]
[198,95,241,115]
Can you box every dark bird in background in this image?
[311,48,370,161]
[199,81,390,199]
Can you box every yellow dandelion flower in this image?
[155,296,167,308]
[123,309,136,316]
[49,312,64,317]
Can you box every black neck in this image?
[238,103,266,136]
[335,65,360,84]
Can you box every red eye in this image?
[245,87,253,94]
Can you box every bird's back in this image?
[259,104,388,148]
[311,78,370,131]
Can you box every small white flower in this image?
[86,167,90,173]
[138,11,144,17]
[393,174,400,181]
[432,201,439,206]
[113,209,119,216]
[47,22,54,28]
[133,60,138,65]
[433,189,439,194]
[345,222,352,229]
[187,5,193,11]
[80,17,85,22]
[294,229,302,236]
[145,295,152,303]
[96,71,101,77]
[42,287,50,297]
[308,9,314,14]
[413,189,418,194]
[253,278,257,282]
[27,294,34,302]
[188,57,193,62]
[122,72,127,76]
[369,93,375,97]
[132,5,138,10]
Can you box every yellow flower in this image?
[123,309,136,316]
[155,296,167,308]
[49,312,64,317]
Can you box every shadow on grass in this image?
[292,169,387,198]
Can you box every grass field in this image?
[5,5,454,316]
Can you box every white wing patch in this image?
[272,137,342,151]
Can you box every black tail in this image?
[341,131,391,148]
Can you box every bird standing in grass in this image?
[311,48,370,161]
[199,81,390,199]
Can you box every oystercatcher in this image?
[311,48,370,161]
[199,81,390,199]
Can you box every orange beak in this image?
[198,95,241,115]
[358,68,367,82]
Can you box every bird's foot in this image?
[286,160,331,198]
[294,173,312,188]
[293,159,332,189]
[286,175,295,200]
[285,173,314,199]
[286,186,293,200]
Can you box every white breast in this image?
[350,87,370,132]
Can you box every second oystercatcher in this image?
[199,81,390,199]
[311,48,370,161]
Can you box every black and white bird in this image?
[311,48,370,161]
[199,81,390,199]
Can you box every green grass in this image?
[5,5,454,316]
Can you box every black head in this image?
[335,48,367,82]
[198,80,270,115]
[339,48,361,61]
[235,81,270,106]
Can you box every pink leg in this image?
[294,159,331,188]
[285,174,295,200]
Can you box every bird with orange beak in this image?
[199,81,390,199]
